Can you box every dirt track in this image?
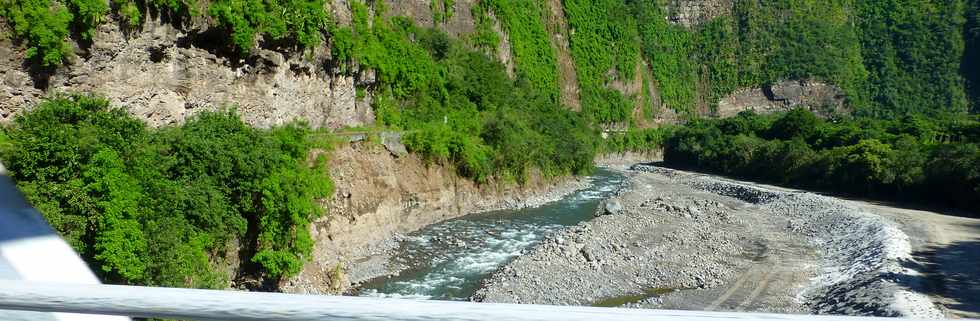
[853,201,980,318]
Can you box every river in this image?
[357,168,626,300]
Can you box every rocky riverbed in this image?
[473,165,946,318]
[341,170,605,290]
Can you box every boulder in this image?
[580,246,599,262]
[381,132,408,157]
[594,199,624,217]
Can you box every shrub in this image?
[2,94,333,286]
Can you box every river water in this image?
[358,168,625,300]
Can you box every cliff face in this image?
[667,0,732,27]
[0,0,848,130]
[716,80,847,118]
[0,19,374,129]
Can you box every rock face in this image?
[0,20,371,129]
[716,80,847,118]
[382,0,478,39]
[545,0,582,110]
[595,199,624,217]
[667,0,733,27]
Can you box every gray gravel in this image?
[473,165,943,318]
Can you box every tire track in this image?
[705,258,781,312]
[705,267,757,311]
[736,259,779,311]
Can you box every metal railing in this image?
[0,279,935,321]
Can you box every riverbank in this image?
[473,165,949,318]
[350,169,627,299]
[283,142,595,294]
[339,171,596,291]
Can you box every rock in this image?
[381,132,408,157]
[0,18,372,130]
[257,49,285,67]
[581,247,598,262]
[595,199,624,217]
[356,68,377,86]
[687,206,701,217]
[715,80,846,118]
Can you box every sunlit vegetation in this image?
[665,109,980,213]
[563,0,639,123]
[332,1,596,183]
[208,0,330,52]
[631,0,866,114]
[601,127,674,154]
[0,0,329,67]
[0,0,76,67]
[0,94,333,287]
[479,0,560,103]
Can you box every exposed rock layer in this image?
[0,19,372,129]
[716,80,847,118]
[283,141,590,294]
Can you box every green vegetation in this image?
[0,0,74,67]
[480,0,559,102]
[563,0,639,123]
[208,0,329,52]
[0,0,328,67]
[664,109,980,213]
[0,94,332,286]
[962,0,979,112]
[601,127,674,155]
[856,0,968,117]
[631,0,866,114]
[334,1,596,183]
[626,0,974,117]
[632,1,699,114]
[468,2,499,53]
[431,0,454,24]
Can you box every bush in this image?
[208,0,329,52]
[1,0,73,67]
[2,94,333,286]
[663,108,980,215]
[337,5,597,183]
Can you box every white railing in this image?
[0,280,940,321]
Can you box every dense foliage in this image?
[480,0,560,103]
[208,0,329,52]
[964,0,980,112]
[628,0,975,116]
[468,2,499,53]
[664,109,980,213]
[856,0,969,116]
[631,0,866,114]
[334,2,596,183]
[0,0,329,67]
[563,0,639,123]
[0,94,332,286]
[601,127,674,154]
[1,0,77,67]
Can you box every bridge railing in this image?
[0,279,944,321]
